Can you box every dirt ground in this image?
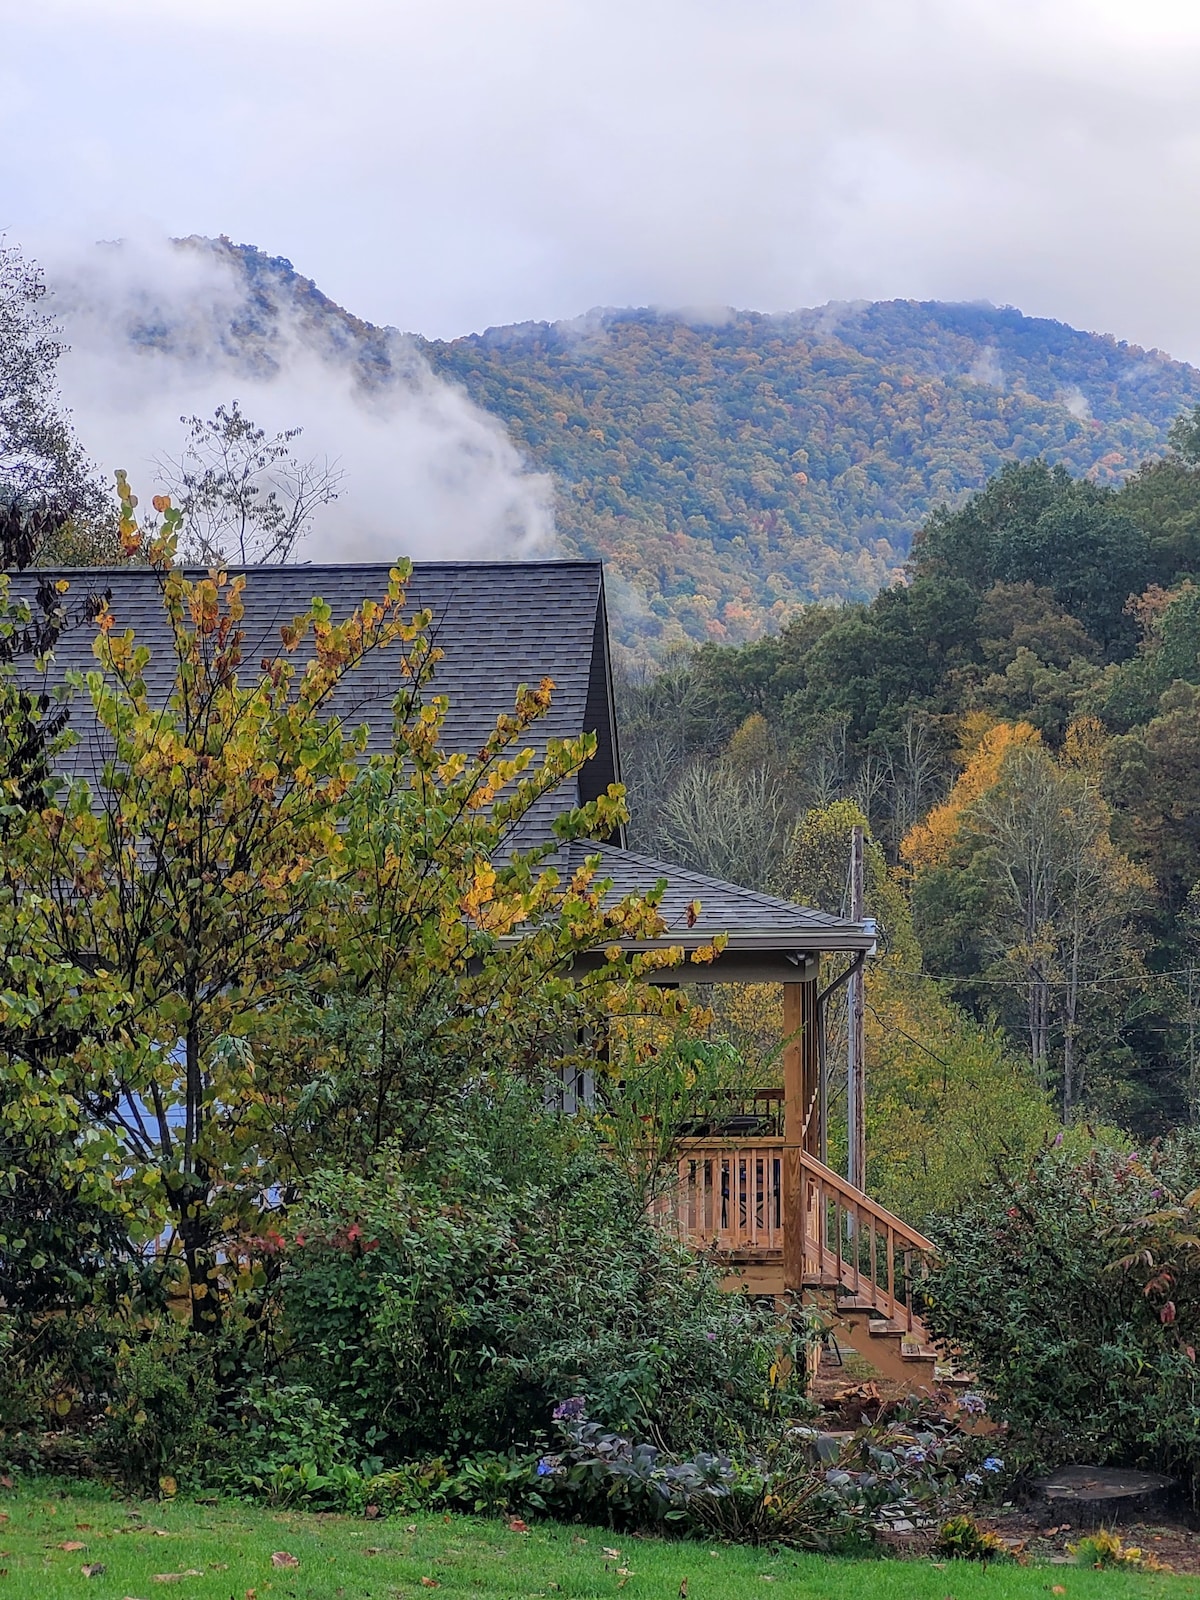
[977,1511,1200,1576]
[811,1356,1200,1576]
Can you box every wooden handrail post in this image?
[848,824,867,1193]
[786,980,822,1295]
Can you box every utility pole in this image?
[847,824,866,1193]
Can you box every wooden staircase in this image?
[657,1138,941,1388]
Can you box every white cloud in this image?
[3,0,1200,362]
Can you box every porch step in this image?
[901,1339,939,1362]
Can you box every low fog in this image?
[42,235,555,564]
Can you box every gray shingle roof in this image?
[15,560,872,955]
[15,561,619,846]
[558,841,874,954]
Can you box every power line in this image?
[887,964,1200,991]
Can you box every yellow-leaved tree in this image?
[17,480,713,1330]
[905,716,1152,1121]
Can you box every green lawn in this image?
[0,1483,1191,1600]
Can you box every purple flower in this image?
[552,1395,586,1422]
[536,1456,556,1476]
[964,1472,983,1487]
[983,1457,1004,1473]
[903,1446,927,1465]
[705,1330,717,1341]
[959,1392,987,1416]
[1054,1132,1064,1146]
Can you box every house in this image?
[19,558,935,1379]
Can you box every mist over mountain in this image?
[44,235,555,566]
[424,303,1200,655]
[41,238,1200,655]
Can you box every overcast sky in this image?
[5,0,1200,357]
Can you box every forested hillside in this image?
[60,238,1200,658]
[619,423,1200,1150]
[425,303,1200,652]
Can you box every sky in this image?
[6,0,1200,357]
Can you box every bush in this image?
[535,1396,984,1547]
[215,1379,373,1506]
[97,1324,220,1490]
[922,1133,1200,1486]
[1070,1529,1171,1572]
[279,1102,807,1462]
[933,1515,1013,1563]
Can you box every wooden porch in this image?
[652,985,940,1384]
[653,1136,937,1382]
[561,840,940,1383]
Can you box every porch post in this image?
[782,979,821,1297]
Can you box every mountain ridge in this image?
[71,240,1200,655]
[423,298,1200,654]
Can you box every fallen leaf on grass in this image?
[507,1518,529,1533]
[0,1476,13,1490]
[81,1563,107,1578]
[420,1579,440,1589]
[270,1551,300,1569]
[405,1523,417,1534]
[59,1540,87,1551]
[1051,1589,1067,1596]
[602,1546,621,1559]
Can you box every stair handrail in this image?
[798,1148,935,1256]
[798,1147,935,1334]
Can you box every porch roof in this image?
[555,840,875,981]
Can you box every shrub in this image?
[933,1514,1013,1563]
[922,1132,1200,1486]
[279,1104,807,1462]
[215,1379,372,1506]
[1070,1529,1171,1572]
[97,1324,220,1490]
[535,1395,981,1548]
[536,1403,735,1530]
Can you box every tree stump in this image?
[1032,1465,1176,1528]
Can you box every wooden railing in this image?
[659,1138,935,1333]
[797,1147,935,1333]
[659,1139,785,1255]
